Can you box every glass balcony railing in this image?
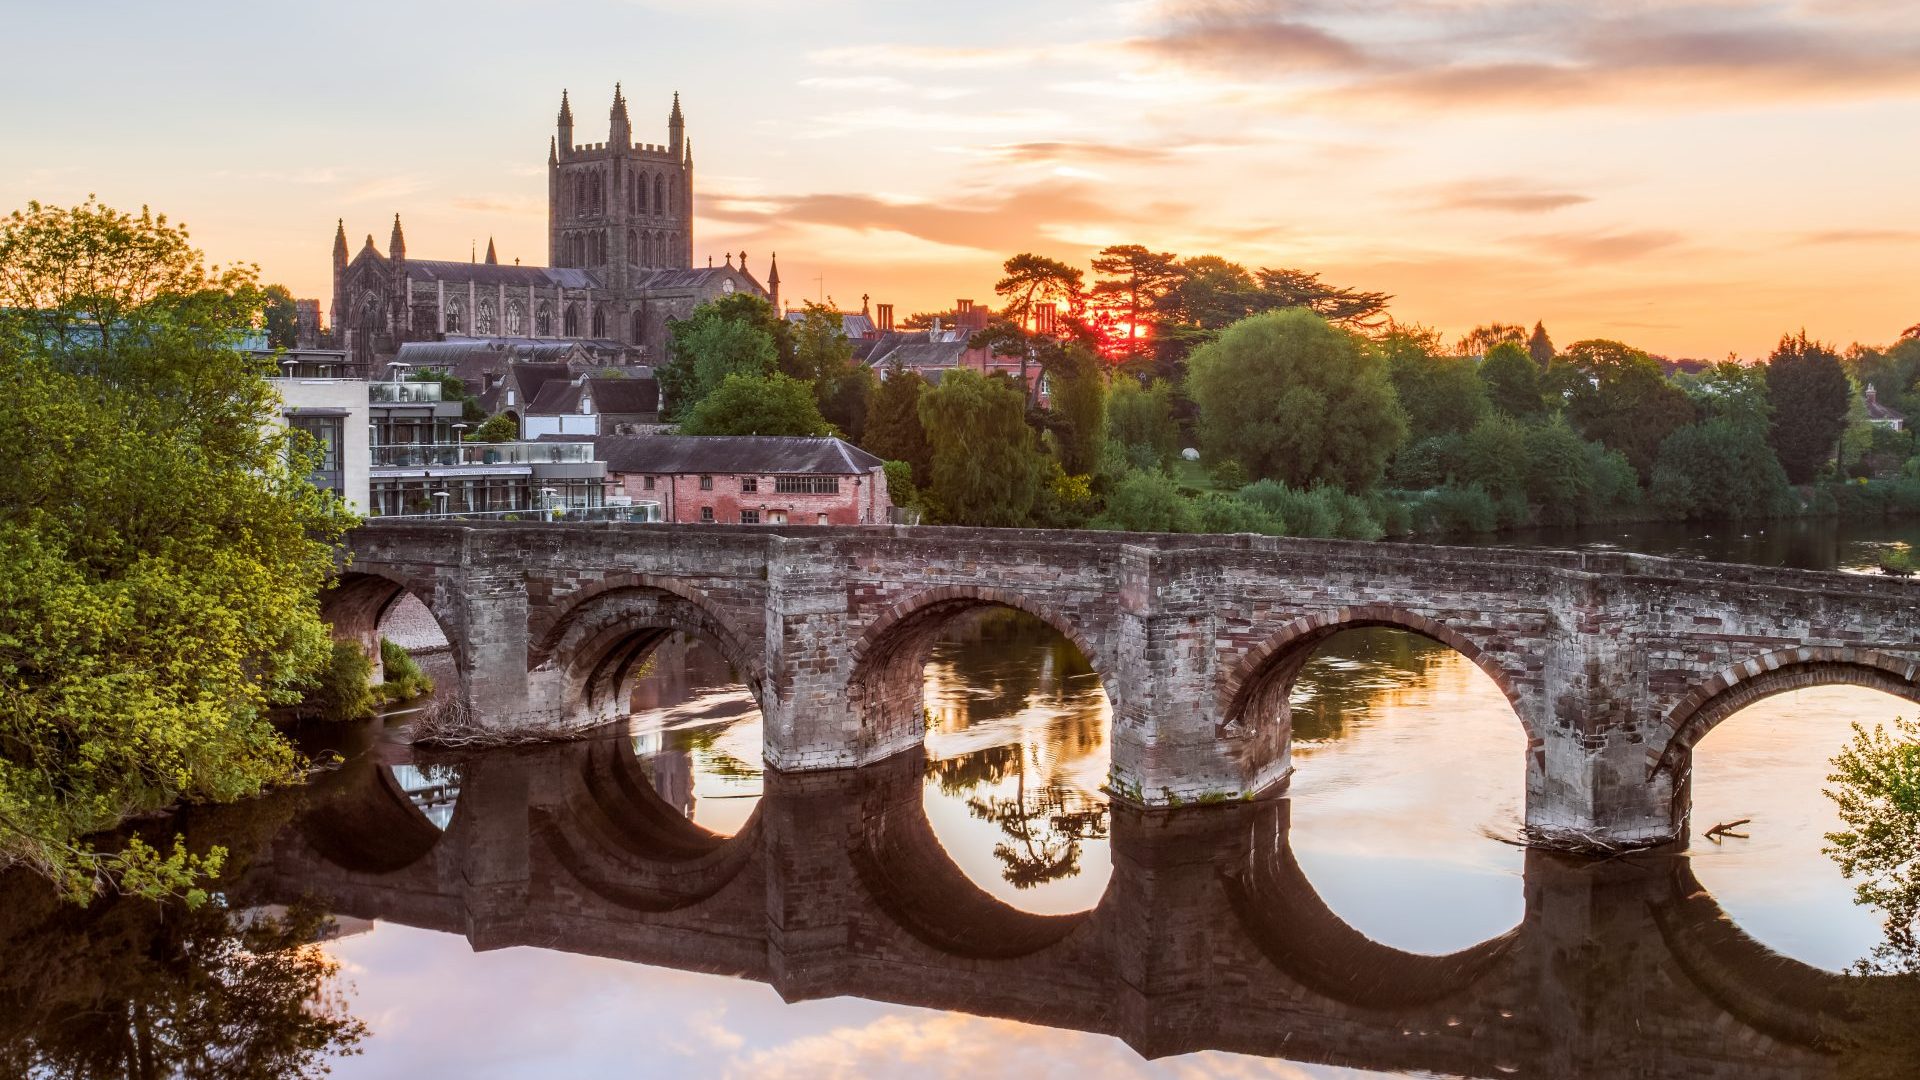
[369,382,445,404]
[371,441,596,468]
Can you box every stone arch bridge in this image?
[331,521,1920,849]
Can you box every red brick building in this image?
[595,435,892,525]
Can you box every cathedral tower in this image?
[547,86,694,276]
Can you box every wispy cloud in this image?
[704,179,1137,253]
[1514,228,1685,263]
[1799,228,1920,246]
[1419,179,1593,214]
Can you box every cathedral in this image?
[329,86,775,368]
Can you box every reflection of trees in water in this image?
[0,798,365,1078]
[1823,715,1920,1078]
[958,747,1109,891]
[926,608,1099,730]
[1289,629,1449,743]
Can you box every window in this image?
[536,302,553,337]
[774,475,840,495]
[631,310,645,343]
[740,509,760,525]
[591,307,606,338]
[817,513,830,525]
[627,228,637,265]
[643,476,655,491]
[445,298,464,334]
[506,300,524,336]
[699,475,713,491]
[476,298,495,335]
[564,304,580,337]
[769,511,787,525]
[575,175,587,216]
[700,506,714,523]
[638,172,649,213]
[740,477,758,493]
[288,415,343,497]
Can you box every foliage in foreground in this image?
[0,198,353,901]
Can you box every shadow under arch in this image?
[848,746,1098,961]
[296,755,458,876]
[320,569,463,679]
[846,585,1118,758]
[531,576,765,726]
[535,735,760,913]
[1222,800,1520,1011]
[1654,647,1920,784]
[1650,856,1861,1050]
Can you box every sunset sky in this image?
[5,0,1918,358]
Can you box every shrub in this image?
[374,637,436,704]
[1091,469,1197,533]
[1389,434,1464,489]
[1193,492,1287,535]
[1237,480,1383,540]
[1419,483,1500,535]
[1208,459,1250,490]
[300,641,376,722]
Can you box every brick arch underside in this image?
[845,586,1117,758]
[296,758,455,876]
[1223,803,1519,1011]
[321,570,461,673]
[1655,649,1920,779]
[537,735,759,913]
[1221,606,1538,748]
[848,749,1096,961]
[535,580,765,726]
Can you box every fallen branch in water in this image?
[1705,818,1752,842]
[404,700,596,749]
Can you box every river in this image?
[0,520,1914,1078]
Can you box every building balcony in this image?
[371,441,596,468]
[369,382,444,404]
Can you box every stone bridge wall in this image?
[331,522,1920,848]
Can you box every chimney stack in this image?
[876,303,894,333]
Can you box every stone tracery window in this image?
[653,175,664,215]
[506,300,524,336]
[631,310,645,343]
[476,298,495,336]
[575,175,587,217]
[564,303,580,337]
[638,172,649,213]
[536,301,553,337]
[445,297,464,334]
[591,308,606,338]
[627,228,637,265]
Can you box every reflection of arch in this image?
[1224,801,1519,1010]
[537,736,758,912]
[1221,607,1536,745]
[846,586,1115,755]
[1655,647,1920,780]
[297,758,456,875]
[532,575,762,724]
[849,748,1094,959]
[1651,857,1859,1048]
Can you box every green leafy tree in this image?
[1088,245,1182,361]
[1161,255,1263,332]
[1106,377,1181,467]
[1676,360,1773,436]
[1459,414,1529,500]
[1381,325,1488,440]
[261,284,299,349]
[1091,469,1198,533]
[469,412,518,442]
[863,368,933,486]
[1457,323,1527,357]
[994,253,1085,330]
[0,198,353,900]
[1526,321,1555,369]
[819,363,875,444]
[1559,339,1697,482]
[918,369,1047,526]
[1254,267,1392,330]
[1648,419,1791,520]
[660,294,783,419]
[1044,341,1107,476]
[677,372,835,437]
[1521,417,1597,526]
[1825,715,1920,958]
[1186,309,1407,491]
[1838,377,1876,475]
[1479,341,1546,419]
[1765,330,1851,484]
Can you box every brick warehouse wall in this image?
[336,521,1920,849]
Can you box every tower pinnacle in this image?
[389,213,406,261]
[485,237,498,265]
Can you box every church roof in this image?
[628,266,764,294]
[595,435,882,476]
[786,310,874,339]
[402,260,602,289]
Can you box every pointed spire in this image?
[558,88,574,125]
[332,218,349,263]
[389,213,406,261]
[669,90,683,125]
[364,233,378,252]
[767,252,781,286]
[485,238,498,265]
[549,136,557,165]
[610,82,631,144]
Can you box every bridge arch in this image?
[1654,646,1920,782]
[295,755,465,876]
[319,569,464,683]
[1221,607,1536,749]
[846,585,1118,759]
[532,574,765,727]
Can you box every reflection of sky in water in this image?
[387,763,460,831]
[1689,686,1899,972]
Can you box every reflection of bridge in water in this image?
[243,736,1877,1078]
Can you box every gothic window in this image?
[476,298,495,336]
[574,234,587,266]
[653,175,665,215]
[536,302,553,337]
[591,308,606,337]
[445,297,464,335]
[593,171,604,214]
[627,228,637,265]
[638,172,649,213]
[506,300,524,336]
[631,310,645,343]
[628,170,637,214]
[564,303,580,337]
[668,175,677,212]
[576,175,587,217]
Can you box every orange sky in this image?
[3,0,1918,359]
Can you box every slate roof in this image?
[595,435,883,476]
[628,266,765,293]
[586,375,660,415]
[509,362,574,405]
[1866,385,1906,422]
[527,379,583,415]
[402,260,601,289]
[786,310,875,339]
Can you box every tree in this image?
[994,253,1085,330]
[917,369,1047,526]
[1458,323,1527,357]
[786,300,868,437]
[660,294,783,419]
[1459,414,1529,501]
[1479,341,1546,419]
[1381,325,1488,440]
[1187,309,1407,491]
[1106,377,1181,467]
[863,368,933,486]
[1521,417,1597,526]
[469,412,518,442]
[1043,342,1107,476]
[1838,377,1876,475]
[677,372,835,437]
[1160,255,1263,332]
[1254,266,1391,330]
[1648,419,1791,520]
[1526,321,1555,369]
[261,284,299,349]
[1676,360,1772,436]
[1088,245,1181,361]
[1765,331,1851,484]
[1559,339,1697,482]
[1092,469,1199,533]
[819,363,875,444]
[0,198,353,900]
[1825,715,1920,962]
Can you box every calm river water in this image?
[1,520,1915,1078]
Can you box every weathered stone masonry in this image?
[331,521,1920,849]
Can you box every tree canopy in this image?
[677,372,835,437]
[1766,331,1851,484]
[917,370,1047,526]
[660,293,783,419]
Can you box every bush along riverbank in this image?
[292,638,437,723]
